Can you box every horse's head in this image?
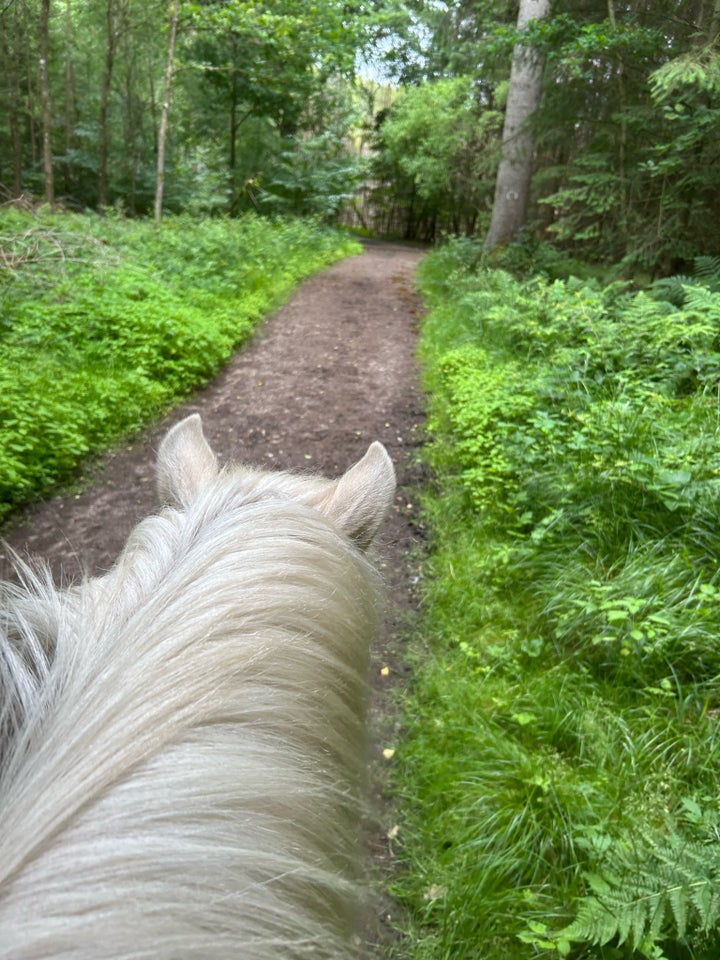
[156,413,396,551]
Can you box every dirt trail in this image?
[0,239,426,950]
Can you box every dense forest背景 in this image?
[3,0,720,958]
[3,0,720,266]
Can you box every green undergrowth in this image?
[391,239,720,959]
[0,209,359,520]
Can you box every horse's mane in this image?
[0,415,395,959]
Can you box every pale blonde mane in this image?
[0,415,395,959]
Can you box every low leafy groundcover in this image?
[0,210,359,521]
[391,239,720,960]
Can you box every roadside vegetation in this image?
[389,240,720,959]
[0,209,359,521]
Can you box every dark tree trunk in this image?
[2,2,24,196]
[98,0,126,209]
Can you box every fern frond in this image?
[681,284,720,314]
[668,882,688,937]
[693,256,720,290]
[650,275,691,308]
[650,258,720,308]
[559,824,720,952]
[562,895,620,946]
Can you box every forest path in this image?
[1,239,427,950]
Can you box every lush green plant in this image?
[555,801,720,956]
[391,239,720,959]
[374,77,502,237]
[260,130,368,220]
[0,209,360,520]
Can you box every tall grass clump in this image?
[0,209,359,520]
[392,239,720,959]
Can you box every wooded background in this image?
[2,0,720,271]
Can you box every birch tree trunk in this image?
[39,0,55,208]
[154,0,180,223]
[485,0,550,250]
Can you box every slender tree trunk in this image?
[22,0,40,173]
[63,0,75,196]
[3,1,23,195]
[39,0,55,208]
[148,59,158,154]
[10,86,23,196]
[229,74,238,173]
[98,1,115,208]
[607,0,628,237]
[227,31,239,211]
[125,62,136,214]
[154,0,180,223]
[98,0,127,209]
[485,0,550,250]
[28,69,38,168]
[119,23,138,215]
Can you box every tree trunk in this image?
[98,1,115,208]
[63,0,75,196]
[39,0,55,208]
[25,0,39,172]
[98,0,127,209]
[148,60,158,154]
[227,31,240,210]
[2,1,24,196]
[125,61,137,215]
[154,0,180,223]
[608,0,628,237]
[484,0,550,250]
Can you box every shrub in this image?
[0,211,359,520]
[392,238,720,959]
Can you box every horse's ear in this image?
[157,414,218,507]
[322,442,396,550]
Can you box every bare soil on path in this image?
[0,239,427,952]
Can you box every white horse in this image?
[0,414,395,959]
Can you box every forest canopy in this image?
[2,0,720,268]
